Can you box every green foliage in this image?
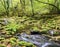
[2,19,20,34]
[31,26,40,31]
[54,31,60,35]
[0,36,5,41]
[18,41,35,47]
[0,0,60,16]
[9,38,17,46]
[5,23,20,32]
[0,44,6,47]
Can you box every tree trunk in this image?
[30,0,34,17]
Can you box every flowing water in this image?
[16,33,60,47]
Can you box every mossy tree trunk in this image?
[30,0,34,17]
[20,0,26,16]
[1,0,11,16]
[35,0,60,14]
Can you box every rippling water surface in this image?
[16,33,60,47]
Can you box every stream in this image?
[16,33,60,47]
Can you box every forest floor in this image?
[0,14,60,47]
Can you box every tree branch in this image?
[35,0,60,11]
